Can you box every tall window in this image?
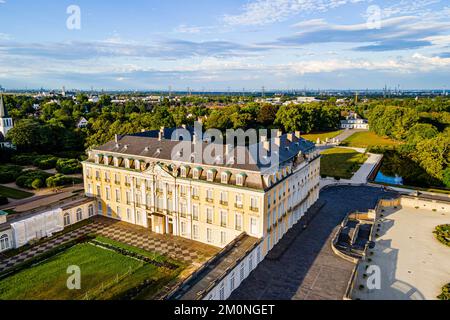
[88,204,94,217]
[206,208,213,224]
[115,189,121,202]
[235,213,243,231]
[220,211,227,227]
[0,234,10,251]
[207,170,215,182]
[107,205,112,217]
[192,205,199,221]
[207,228,213,243]
[117,206,121,219]
[136,210,141,224]
[181,222,187,236]
[240,263,245,282]
[250,218,258,235]
[220,192,228,204]
[230,273,235,291]
[235,194,243,207]
[98,201,103,214]
[206,189,213,201]
[250,197,258,210]
[127,208,131,220]
[126,192,131,205]
[193,225,199,240]
[76,209,83,222]
[192,187,199,198]
[64,213,71,226]
[105,187,111,200]
[236,174,244,186]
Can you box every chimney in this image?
[158,127,164,141]
[115,134,119,144]
[295,131,301,139]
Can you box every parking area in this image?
[230,186,397,300]
[352,205,450,300]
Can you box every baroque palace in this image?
[83,126,321,252]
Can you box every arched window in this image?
[64,213,71,226]
[88,204,94,217]
[0,234,10,251]
[76,208,83,222]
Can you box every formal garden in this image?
[0,153,85,205]
[0,234,185,300]
[320,148,369,179]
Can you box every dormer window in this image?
[104,156,109,166]
[193,167,202,179]
[124,159,130,169]
[221,171,231,184]
[180,166,188,178]
[135,160,140,170]
[236,173,247,186]
[95,155,100,164]
[114,157,119,167]
[207,169,217,182]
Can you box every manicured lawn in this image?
[0,185,34,199]
[321,148,369,179]
[302,130,343,143]
[341,131,399,148]
[0,241,183,300]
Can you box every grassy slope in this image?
[302,130,343,143]
[0,243,176,300]
[321,148,369,179]
[0,185,34,199]
[341,131,399,148]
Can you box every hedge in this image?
[15,170,53,190]
[0,165,24,184]
[56,158,82,174]
[46,174,82,188]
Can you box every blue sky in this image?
[0,0,450,90]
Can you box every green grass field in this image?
[0,241,182,300]
[341,131,399,148]
[321,148,369,179]
[302,130,343,143]
[0,185,34,199]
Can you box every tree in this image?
[257,104,278,126]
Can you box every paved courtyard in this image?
[230,186,398,300]
[352,205,450,300]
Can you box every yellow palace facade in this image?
[82,128,320,254]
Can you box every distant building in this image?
[77,117,89,128]
[0,94,14,149]
[341,112,369,130]
[88,96,99,103]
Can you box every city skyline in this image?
[1,0,450,90]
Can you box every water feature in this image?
[375,171,403,185]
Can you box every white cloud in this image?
[223,0,366,26]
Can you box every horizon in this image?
[1,1,450,90]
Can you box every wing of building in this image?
[83,127,321,251]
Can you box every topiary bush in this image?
[33,156,59,170]
[438,283,450,300]
[56,158,82,174]
[15,170,53,189]
[434,225,450,247]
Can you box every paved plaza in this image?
[352,205,450,300]
[230,186,398,300]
